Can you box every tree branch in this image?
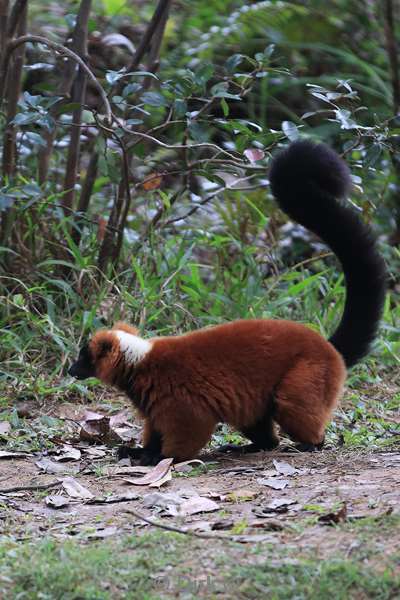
[39,0,92,184]
[61,0,92,214]
[72,149,99,246]
[0,0,26,247]
[124,507,272,543]
[125,0,172,72]
[0,34,112,121]
[98,0,173,272]
[0,0,9,58]
[6,0,27,39]
[383,0,400,113]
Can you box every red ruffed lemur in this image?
[69,141,387,465]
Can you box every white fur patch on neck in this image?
[114,330,151,365]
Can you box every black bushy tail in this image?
[269,140,387,368]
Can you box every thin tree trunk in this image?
[61,71,87,213]
[2,0,26,179]
[39,0,92,186]
[382,0,400,245]
[60,0,91,214]
[7,0,27,39]
[71,149,98,246]
[0,0,26,246]
[98,0,173,273]
[0,1,9,58]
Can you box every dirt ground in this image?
[1,444,399,557]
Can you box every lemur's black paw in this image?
[217,443,263,454]
[295,439,325,452]
[139,451,165,466]
[116,445,145,462]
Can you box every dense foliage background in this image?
[0,0,399,425]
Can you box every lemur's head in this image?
[68,323,151,384]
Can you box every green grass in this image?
[0,3,399,597]
[233,559,399,600]
[0,517,399,600]
[1,223,398,377]
[0,532,182,599]
[1,219,399,452]
[231,515,400,599]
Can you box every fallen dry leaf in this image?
[260,469,279,478]
[223,488,259,503]
[211,519,235,531]
[185,521,214,532]
[248,518,284,531]
[142,491,185,509]
[0,450,31,459]
[122,458,173,487]
[318,503,347,525]
[167,496,219,517]
[61,477,94,500]
[253,499,298,517]
[53,445,81,462]
[36,457,72,475]
[105,465,151,477]
[233,534,277,544]
[111,426,136,443]
[87,526,118,539]
[109,411,132,427]
[79,410,136,445]
[0,421,11,436]
[148,469,172,488]
[81,447,107,458]
[265,498,297,511]
[273,460,298,476]
[79,412,111,442]
[45,495,70,509]
[174,459,206,473]
[253,501,300,519]
[257,478,290,490]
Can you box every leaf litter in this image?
[0,421,11,436]
[256,477,290,489]
[121,458,174,486]
[78,410,137,445]
[1,407,399,553]
[35,457,77,475]
[61,477,94,500]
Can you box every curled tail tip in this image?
[269,139,352,202]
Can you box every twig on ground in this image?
[124,507,272,543]
[0,481,60,494]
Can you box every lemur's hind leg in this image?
[218,404,279,454]
[273,357,344,449]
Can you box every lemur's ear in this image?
[98,339,113,357]
[90,331,116,360]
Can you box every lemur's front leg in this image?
[117,419,164,465]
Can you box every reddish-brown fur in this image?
[89,319,346,462]
[69,140,386,464]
